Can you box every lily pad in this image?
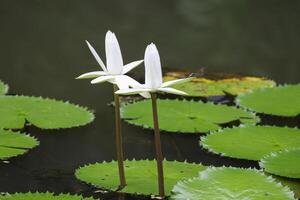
[260,149,300,179]
[75,160,206,196]
[0,129,39,160]
[200,126,300,160]
[121,99,259,133]
[236,84,300,117]
[171,167,296,200]
[0,95,94,129]
[272,174,300,199]
[0,192,95,200]
[0,80,8,95]
[163,74,275,97]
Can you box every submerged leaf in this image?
[0,96,94,129]
[121,99,259,133]
[0,192,95,200]
[237,84,300,117]
[163,74,275,97]
[0,129,39,160]
[260,149,300,179]
[0,80,8,95]
[171,167,296,200]
[200,126,300,160]
[75,160,206,196]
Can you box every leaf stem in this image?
[113,84,126,188]
[150,93,165,198]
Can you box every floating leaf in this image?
[0,96,94,129]
[0,80,8,95]
[260,149,300,179]
[163,74,275,97]
[0,192,95,200]
[237,84,300,117]
[0,129,39,160]
[121,99,259,133]
[272,174,300,199]
[171,167,295,200]
[75,160,206,196]
[201,126,300,160]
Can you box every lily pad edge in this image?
[0,95,95,130]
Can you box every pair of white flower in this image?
[77,31,188,97]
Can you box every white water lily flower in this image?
[115,43,191,98]
[76,30,143,89]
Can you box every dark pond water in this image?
[0,0,300,199]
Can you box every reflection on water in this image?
[0,0,299,199]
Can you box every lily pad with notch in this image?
[236,84,300,117]
[260,148,300,179]
[0,95,94,129]
[171,167,296,200]
[0,129,39,160]
[75,159,206,196]
[121,99,260,134]
[0,192,95,200]
[200,126,300,160]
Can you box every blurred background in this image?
[0,0,299,199]
[0,0,300,99]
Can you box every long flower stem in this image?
[113,84,126,188]
[150,93,165,198]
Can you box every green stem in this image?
[113,84,126,187]
[150,93,165,198]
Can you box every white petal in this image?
[76,71,107,79]
[140,92,151,98]
[86,40,107,72]
[114,75,143,90]
[115,88,152,95]
[162,77,193,87]
[144,43,162,89]
[122,60,144,74]
[105,31,123,75]
[91,75,115,84]
[157,87,187,96]
[114,76,151,98]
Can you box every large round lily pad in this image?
[0,192,95,200]
[171,167,296,200]
[0,80,8,95]
[272,174,300,199]
[200,126,300,160]
[0,129,39,160]
[121,99,259,133]
[260,149,300,179]
[163,73,275,97]
[0,95,94,129]
[75,160,206,196]
[237,84,300,117]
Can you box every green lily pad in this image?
[0,80,8,95]
[121,99,259,134]
[75,160,206,196]
[163,74,275,97]
[236,84,300,117]
[200,126,300,160]
[0,129,39,160]
[0,192,95,200]
[0,95,94,129]
[171,167,296,200]
[260,149,300,179]
[272,174,300,199]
